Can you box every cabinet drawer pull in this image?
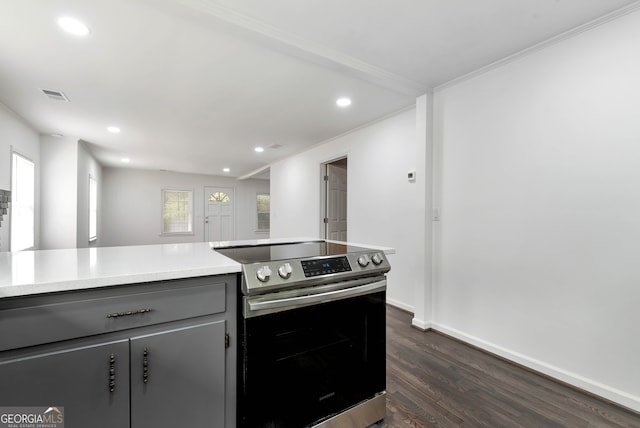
[143,348,149,384]
[106,308,153,319]
[109,353,116,392]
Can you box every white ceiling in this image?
[1,0,638,177]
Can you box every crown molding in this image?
[237,164,270,181]
[435,1,640,92]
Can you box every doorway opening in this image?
[321,157,348,241]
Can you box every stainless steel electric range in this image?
[215,240,390,428]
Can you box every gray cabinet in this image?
[0,275,236,428]
[130,320,226,428]
[0,339,130,428]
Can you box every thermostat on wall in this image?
[408,170,416,182]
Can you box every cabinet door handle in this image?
[143,348,149,384]
[109,353,116,393]
[106,308,153,318]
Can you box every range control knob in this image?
[371,253,384,265]
[256,266,272,283]
[278,263,293,279]
[357,254,371,267]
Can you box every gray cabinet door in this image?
[130,320,226,428]
[0,339,130,428]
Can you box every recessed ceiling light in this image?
[107,126,121,133]
[336,97,352,107]
[121,158,130,163]
[57,16,90,37]
[254,147,264,153]
[223,168,230,173]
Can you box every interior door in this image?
[204,186,235,242]
[325,163,348,241]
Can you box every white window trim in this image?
[160,187,195,236]
[256,192,270,233]
[10,150,36,251]
[89,174,97,242]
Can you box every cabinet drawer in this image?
[0,276,228,352]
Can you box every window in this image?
[161,189,193,234]
[256,193,270,231]
[11,152,35,251]
[89,175,97,242]
[209,191,230,203]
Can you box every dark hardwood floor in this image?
[380,305,640,428]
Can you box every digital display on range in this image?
[301,256,351,277]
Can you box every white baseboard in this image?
[411,318,432,331]
[384,298,432,330]
[385,298,413,314]
[431,322,640,413]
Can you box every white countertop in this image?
[0,239,395,299]
[0,242,241,299]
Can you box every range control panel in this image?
[241,251,390,295]
[301,256,351,277]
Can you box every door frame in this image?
[319,156,348,240]
[203,186,236,242]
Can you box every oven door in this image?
[238,277,386,428]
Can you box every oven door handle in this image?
[246,279,386,316]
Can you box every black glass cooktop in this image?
[215,241,373,264]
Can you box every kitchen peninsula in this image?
[0,242,241,428]
[0,242,241,298]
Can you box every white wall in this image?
[39,136,78,250]
[270,108,425,310]
[76,141,102,248]
[101,168,269,247]
[432,9,640,411]
[0,103,40,251]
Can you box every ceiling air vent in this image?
[40,89,70,102]
[268,143,282,149]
